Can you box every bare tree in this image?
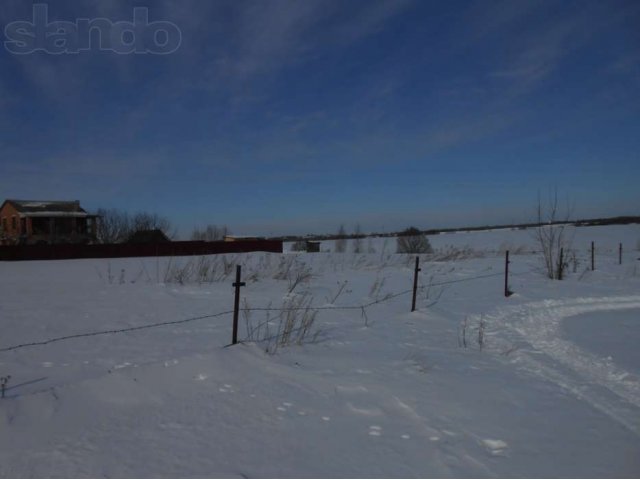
[131,212,175,239]
[353,224,363,253]
[96,209,176,243]
[191,224,230,241]
[397,227,432,254]
[95,208,131,244]
[533,190,573,279]
[335,224,347,253]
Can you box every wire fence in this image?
[0,311,235,353]
[0,260,537,354]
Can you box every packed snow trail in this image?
[485,295,640,436]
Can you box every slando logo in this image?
[4,4,182,55]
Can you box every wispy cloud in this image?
[485,1,639,96]
[188,0,415,90]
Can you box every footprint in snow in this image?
[277,402,294,412]
[482,439,508,455]
[354,369,372,375]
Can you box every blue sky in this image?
[0,0,638,237]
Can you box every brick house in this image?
[0,199,98,245]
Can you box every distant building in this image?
[306,241,321,253]
[224,235,266,242]
[0,199,98,245]
[127,229,170,244]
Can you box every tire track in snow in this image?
[484,295,640,437]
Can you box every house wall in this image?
[1,201,98,245]
[0,202,22,239]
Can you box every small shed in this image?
[305,241,321,253]
[127,229,170,244]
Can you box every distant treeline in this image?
[271,215,640,243]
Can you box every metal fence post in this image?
[619,243,622,265]
[591,241,595,271]
[411,256,421,312]
[504,250,512,296]
[558,247,563,281]
[0,376,10,399]
[232,265,246,345]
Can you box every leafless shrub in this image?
[567,249,580,274]
[194,256,216,283]
[243,300,273,344]
[220,256,236,280]
[533,190,574,279]
[368,275,387,300]
[327,280,349,304]
[273,256,297,281]
[164,259,195,284]
[278,294,319,348]
[96,261,118,284]
[129,261,153,284]
[351,254,367,269]
[244,295,320,354]
[422,274,445,308]
[431,245,484,261]
[498,243,530,255]
[352,225,363,253]
[288,262,313,293]
[458,317,468,348]
[478,317,486,351]
[397,227,433,254]
[501,346,518,356]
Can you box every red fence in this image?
[0,240,283,261]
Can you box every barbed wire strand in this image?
[0,267,540,354]
[0,311,234,353]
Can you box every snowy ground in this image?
[1,225,639,478]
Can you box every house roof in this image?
[127,229,170,244]
[2,199,91,217]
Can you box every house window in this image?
[11,217,16,231]
[1,218,6,231]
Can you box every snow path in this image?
[485,295,640,436]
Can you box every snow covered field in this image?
[1,225,639,478]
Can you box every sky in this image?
[0,0,638,237]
